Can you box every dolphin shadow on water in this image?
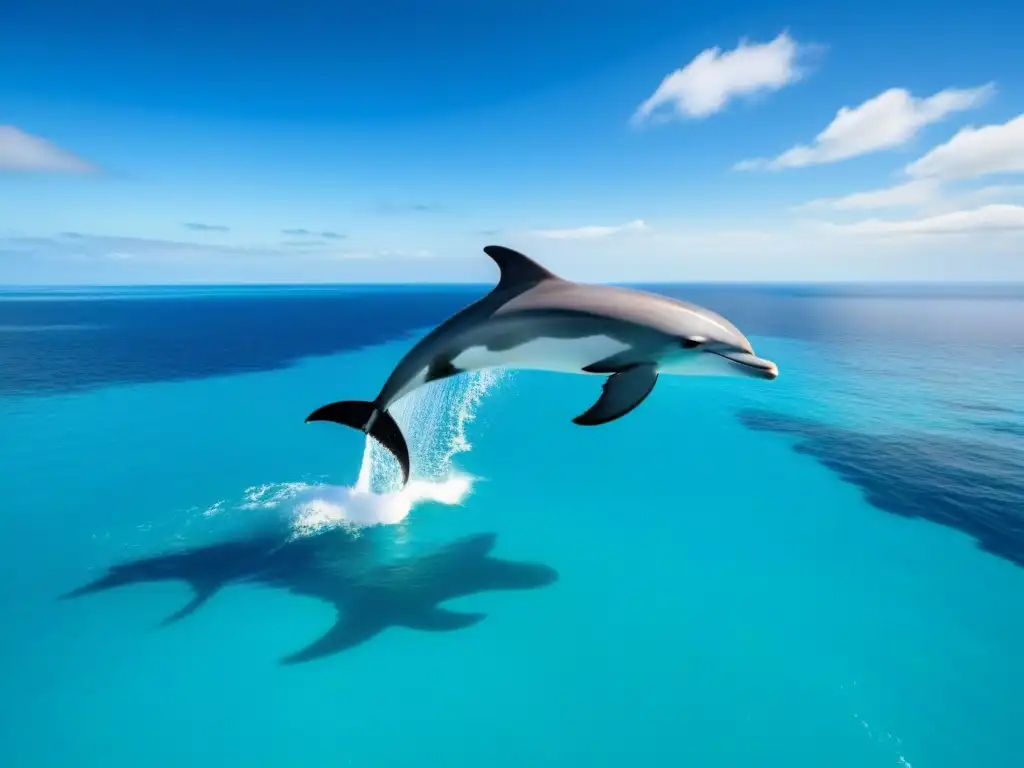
[59,525,305,626]
[268,532,558,664]
[61,526,558,665]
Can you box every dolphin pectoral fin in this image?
[399,607,487,632]
[483,245,559,292]
[159,583,219,627]
[573,364,659,426]
[582,350,640,374]
[425,358,462,384]
[280,615,385,665]
[484,330,527,353]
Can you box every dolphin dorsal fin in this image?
[483,245,559,292]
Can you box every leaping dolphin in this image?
[307,245,779,485]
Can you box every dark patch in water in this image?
[739,409,1024,569]
[4,284,1024,395]
[0,289,484,396]
[61,525,558,665]
[979,420,1024,439]
[944,401,1017,415]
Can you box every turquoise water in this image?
[1,287,1023,766]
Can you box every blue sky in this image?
[2,0,1023,284]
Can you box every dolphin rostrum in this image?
[307,245,779,485]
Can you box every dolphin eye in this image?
[680,336,705,349]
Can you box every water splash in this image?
[237,370,503,537]
[356,367,502,494]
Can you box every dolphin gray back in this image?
[494,278,749,347]
[371,246,562,406]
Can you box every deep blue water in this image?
[1,283,1022,767]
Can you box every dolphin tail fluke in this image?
[305,400,410,486]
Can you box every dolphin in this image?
[307,245,779,485]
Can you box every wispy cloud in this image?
[281,228,347,239]
[378,248,434,258]
[813,204,1024,237]
[183,222,230,232]
[0,232,389,265]
[962,184,1024,204]
[795,111,1024,224]
[737,84,994,171]
[531,219,649,240]
[906,113,1024,181]
[798,179,1024,215]
[797,179,941,211]
[281,240,329,248]
[0,125,95,173]
[631,32,807,125]
[4,233,260,262]
[377,202,444,214]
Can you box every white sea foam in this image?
[224,369,503,537]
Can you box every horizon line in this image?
[4,279,1024,290]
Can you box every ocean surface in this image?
[1,282,1023,767]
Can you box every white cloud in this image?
[906,113,1024,180]
[530,219,649,240]
[0,233,419,263]
[7,225,1023,284]
[916,182,1024,214]
[496,222,1024,282]
[0,125,95,173]
[796,179,1024,216]
[798,179,941,211]
[378,248,434,258]
[816,204,1024,237]
[631,32,804,124]
[964,183,1024,203]
[795,114,1024,216]
[737,84,994,170]
[0,232,469,284]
